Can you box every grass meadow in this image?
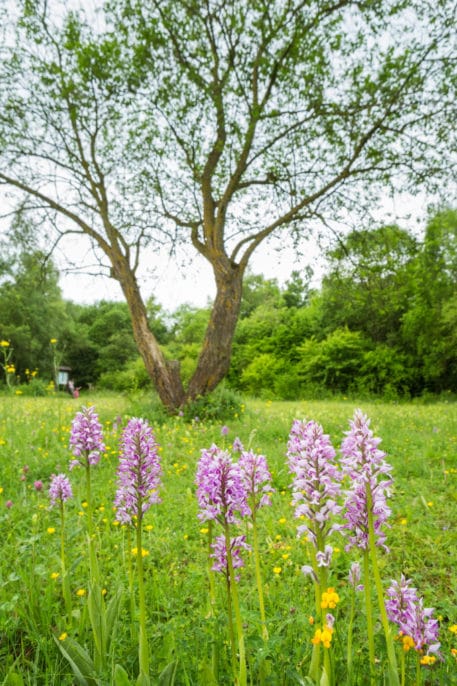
[0,393,456,685]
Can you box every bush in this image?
[98,357,152,392]
[298,329,369,393]
[181,384,244,422]
[9,378,51,397]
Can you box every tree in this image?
[0,0,456,411]
[0,250,67,381]
[321,224,419,344]
[401,209,457,391]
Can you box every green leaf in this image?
[106,587,123,650]
[54,635,97,686]
[87,583,107,661]
[113,664,132,686]
[319,666,330,686]
[135,672,151,686]
[157,660,178,686]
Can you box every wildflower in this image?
[311,624,334,649]
[76,589,86,597]
[195,445,249,524]
[210,535,251,576]
[287,419,342,565]
[238,450,274,511]
[221,425,229,436]
[49,474,73,507]
[321,587,340,609]
[58,632,68,641]
[273,566,282,575]
[0,340,9,347]
[450,625,457,634]
[114,418,162,525]
[232,437,244,453]
[316,545,333,567]
[401,635,415,652]
[420,655,436,666]
[131,547,149,558]
[386,575,441,656]
[50,572,60,580]
[348,561,364,591]
[47,527,56,534]
[341,410,393,552]
[5,500,13,508]
[34,480,43,492]
[69,406,105,469]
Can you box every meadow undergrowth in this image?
[0,394,456,685]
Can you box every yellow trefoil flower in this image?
[311,624,334,649]
[321,587,340,609]
[401,635,415,652]
[420,655,436,666]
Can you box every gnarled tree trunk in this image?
[111,248,186,412]
[188,262,244,400]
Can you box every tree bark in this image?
[188,260,244,400]
[110,250,186,412]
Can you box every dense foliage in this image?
[1,210,457,401]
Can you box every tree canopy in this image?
[0,0,456,410]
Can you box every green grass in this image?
[0,393,456,684]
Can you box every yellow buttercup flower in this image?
[50,572,60,580]
[76,588,86,597]
[131,547,149,558]
[47,527,56,534]
[58,632,68,641]
[0,340,10,347]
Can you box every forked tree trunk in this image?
[113,247,243,412]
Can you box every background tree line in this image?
[1,208,456,401]
[1,0,456,411]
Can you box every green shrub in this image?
[239,353,282,397]
[10,378,50,397]
[181,384,244,422]
[298,329,369,393]
[98,357,152,392]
